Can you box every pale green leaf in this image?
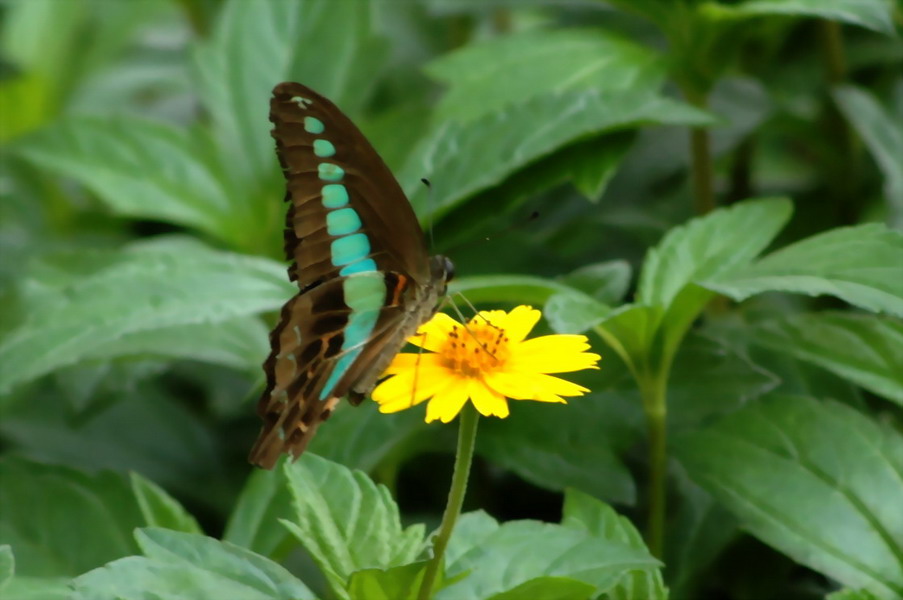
[193,0,386,189]
[0,545,12,589]
[833,85,903,229]
[701,0,895,34]
[438,516,660,599]
[402,89,715,220]
[638,197,793,309]
[280,454,425,598]
[427,28,666,122]
[562,489,667,600]
[703,224,903,317]
[0,458,143,577]
[129,473,202,534]
[751,312,903,405]
[71,528,315,600]
[223,467,295,558]
[678,396,903,599]
[0,238,291,394]
[487,577,595,600]
[14,117,237,241]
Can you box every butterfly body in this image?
[249,82,452,469]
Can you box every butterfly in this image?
[249,82,454,469]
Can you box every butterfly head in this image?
[430,255,455,295]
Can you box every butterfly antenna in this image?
[444,294,501,361]
[421,178,435,249]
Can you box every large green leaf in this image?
[562,489,667,600]
[426,28,666,122]
[193,0,387,192]
[14,117,238,242]
[71,528,315,600]
[701,0,896,35]
[129,472,202,535]
[833,85,903,229]
[638,197,793,309]
[401,89,714,220]
[0,458,143,577]
[703,224,903,317]
[678,396,903,599]
[438,514,660,599]
[280,454,425,599]
[478,397,638,505]
[751,312,903,405]
[0,237,291,395]
[223,466,295,559]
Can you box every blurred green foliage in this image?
[0,0,902,598]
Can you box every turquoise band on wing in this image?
[304,116,324,134]
[318,163,344,182]
[322,184,349,208]
[313,139,336,157]
[339,259,377,276]
[319,273,385,399]
[326,207,362,236]
[330,233,370,266]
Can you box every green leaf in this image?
[308,401,425,472]
[71,528,315,600]
[223,467,294,558]
[402,89,715,221]
[544,290,612,334]
[438,516,660,599]
[677,396,903,599]
[193,0,387,190]
[833,85,903,229]
[828,589,884,600]
[703,224,903,318]
[561,261,632,306]
[451,275,586,306]
[667,333,779,431]
[487,577,596,600]
[14,117,238,242]
[593,304,663,377]
[427,28,666,122]
[751,312,903,406]
[129,473,202,534]
[0,545,12,589]
[562,489,667,600]
[0,457,143,577]
[701,0,896,35]
[479,398,638,505]
[638,197,793,309]
[0,237,292,394]
[348,562,428,600]
[0,576,69,600]
[280,453,425,598]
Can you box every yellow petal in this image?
[468,379,510,418]
[383,352,442,375]
[474,305,539,343]
[408,312,459,351]
[426,383,469,423]
[509,335,601,373]
[372,366,451,413]
[484,370,588,401]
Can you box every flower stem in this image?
[640,373,668,558]
[683,88,715,215]
[417,404,479,600]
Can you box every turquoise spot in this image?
[331,233,370,266]
[319,273,385,400]
[339,259,377,276]
[313,139,336,157]
[318,163,344,182]
[327,208,362,236]
[304,116,324,134]
[322,184,349,208]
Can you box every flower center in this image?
[439,321,510,378]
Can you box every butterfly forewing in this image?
[249,82,449,469]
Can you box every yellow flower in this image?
[371,305,601,423]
